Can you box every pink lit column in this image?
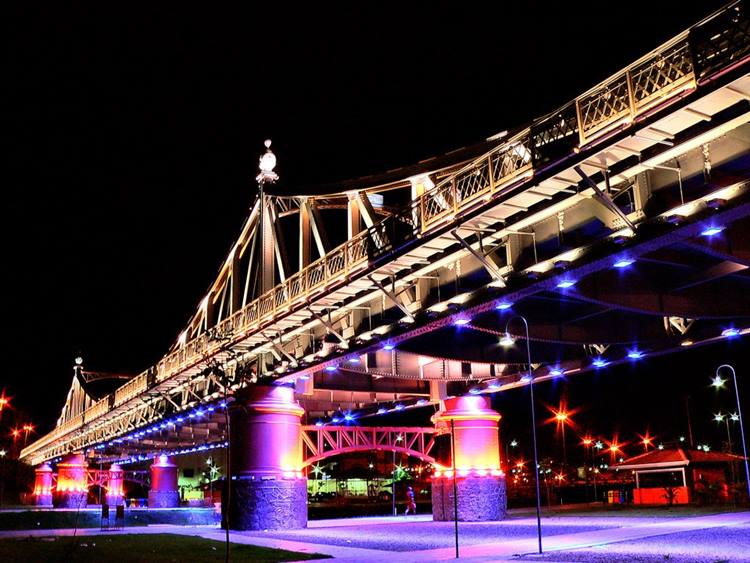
[226,384,307,530]
[431,395,507,521]
[54,453,88,508]
[106,463,125,506]
[33,463,54,507]
[148,455,179,508]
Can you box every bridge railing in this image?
[23,1,749,464]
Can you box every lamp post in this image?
[0,449,6,508]
[714,365,750,499]
[504,316,543,554]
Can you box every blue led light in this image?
[377,407,388,415]
[722,328,740,338]
[196,409,204,417]
[298,374,310,380]
[348,356,361,364]
[394,403,405,411]
[344,412,355,422]
[454,317,471,326]
[592,357,609,368]
[331,416,341,423]
[382,343,395,351]
[701,226,724,237]
[495,301,513,310]
[468,387,483,395]
[613,258,634,268]
[627,350,644,360]
[549,367,565,377]
[556,279,576,289]
[487,381,502,391]
[324,365,338,372]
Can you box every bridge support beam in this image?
[33,463,54,507]
[226,384,307,530]
[54,453,88,508]
[107,463,125,506]
[149,455,179,508]
[431,396,507,521]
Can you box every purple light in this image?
[520,375,533,383]
[176,417,184,422]
[382,343,395,351]
[487,381,502,391]
[195,409,204,417]
[298,374,310,380]
[701,226,724,237]
[495,301,513,310]
[348,356,361,364]
[613,258,634,269]
[416,399,429,406]
[627,350,644,360]
[592,357,609,368]
[219,401,227,408]
[454,317,471,326]
[549,367,565,377]
[556,279,576,289]
[722,328,740,338]
[324,365,338,372]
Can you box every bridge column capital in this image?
[431,395,507,521]
[33,463,54,507]
[226,384,307,531]
[54,452,88,508]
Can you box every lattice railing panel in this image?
[630,41,694,111]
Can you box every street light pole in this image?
[505,315,543,554]
[716,365,750,500]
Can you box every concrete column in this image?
[148,455,179,508]
[54,453,88,508]
[33,463,54,507]
[226,384,307,530]
[431,395,507,521]
[106,463,125,506]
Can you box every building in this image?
[617,448,746,505]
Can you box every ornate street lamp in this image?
[714,365,750,499]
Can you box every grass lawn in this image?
[0,533,329,562]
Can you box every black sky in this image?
[4,2,746,447]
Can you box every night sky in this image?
[4,2,746,460]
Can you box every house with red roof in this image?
[617,448,746,505]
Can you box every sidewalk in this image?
[2,511,748,562]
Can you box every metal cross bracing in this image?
[21,2,750,466]
[301,426,437,467]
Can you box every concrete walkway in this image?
[2,511,748,562]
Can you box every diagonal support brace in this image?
[306,306,348,345]
[367,275,415,321]
[574,166,636,231]
[451,229,506,286]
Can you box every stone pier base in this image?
[148,490,179,508]
[226,477,307,530]
[54,491,87,509]
[432,475,507,521]
[35,494,53,508]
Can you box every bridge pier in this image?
[106,463,125,506]
[149,455,179,508]
[33,463,54,507]
[431,396,507,521]
[226,384,307,530]
[54,453,88,508]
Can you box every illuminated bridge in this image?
[21,2,750,529]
